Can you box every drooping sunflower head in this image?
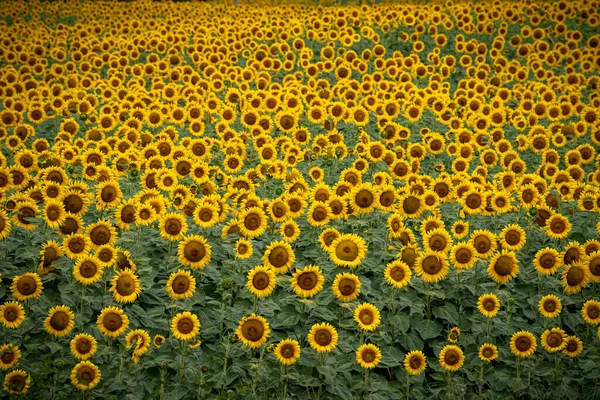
[439,345,464,372]
[291,265,325,298]
[236,314,270,349]
[308,322,338,353]
[478,343,498,362]
[510,331,537,358]
[153,334,166,348]
[328,234,367,268]
[274,339,301,366]
[356,343,382,369]
[353,303,381,332]
[477,293,500,318]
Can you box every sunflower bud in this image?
[201,366,209,373]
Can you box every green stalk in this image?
[405,374,410,400]
[179,340,186,384]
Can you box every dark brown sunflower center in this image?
[390,266,405,282]
[76,339,92,354]
[80,261,98,278]
[456,248,471,263]
[184,241,205,262]
[177,317,194,334]
[252,272,270,290]
[429,235,446,251]
[494,256,514,276]
[121,205,135,223]
[298,272,318,290]
[104,313,123,331]
[356,190,374,208]
[587,306,599,319]
[361,349,376,362]
[101,187,116,202]
[539,253,556,269]
[410,356,422,368]
[50,311,70,331]
[422,255,442,274]
[506,231,520,245]
[269,246,289,268]
[474,236,491,253]
[403,196,420,214]
[547,332,563,347]
[8,374,26,391]
[244,213,261,231]
[543,300,556,312]
[482,347,494,358]
[466,194,481,209]
[17,276,37,295]
[359,309,373,324]
[335,240,359,261]
[90,226,110,246]
[550,219,566,233]
[564,248,580,265]
[1,350,15,364]
[116,275,136,295]
[280,344,295,358]
[338,278,356,295]
[242,319,264,341]
[566,267,584,286]
[312,207,327,222]
[77,366,95,384]
[484,299,496,311]
[444,349,459,365]
[566,341,578,352]
[4,308,18,321]
[516,337,531,351]
[47,207,60,221]
[63,194,83,213]
[172,276,191,294]
[315,329,332,346]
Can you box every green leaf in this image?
[317,365,337,381]
[433,303,459,325]
[413,319,442,340]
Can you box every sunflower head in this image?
[44,305,75,337]
[110,270,141,303]
[263,241,295,274]
[353,303,381,332]
[236,314,270,349]
[291,265,325,298]
[3,369,31,395]
[510,331,537,358]
[541,328,567,353]
[97,306,129,338]
[582,300,600,325]
[328,234,368,268]
[332,273,361,302]
[477,293,500,318]
[166,270,197,300]
[171,311,201,341]
[308,322,338,353]
[439,345,464,372]
[178,235,212,269]
[70,361,101,391]
[70,333,98,361]
[356,343,382,369]
[0,301,25,329]
[404,350,427,375]
[538,294,562,318]
[0,344,21,371]
[478,343,498,362]
[384,260,412,289]
[274,339,301,366]
[11,272,43,301]
[247,265,277,298]
[562,336,583,358]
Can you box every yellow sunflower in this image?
[448,327,460,343]
[582,300,600,325]
[478,343,498,362]
[43,199,66,229]
[158,212,188,242]
[70,333,98,361]
[263,241,295,274]
[356,343,382,369]
[414,251,448,283]
[354,303,381,332]
[11,272,43,301]
[510,331,537,358]
[561,262,590,294]
[0,343,21,371]
[538,294,562,318]
[95,180,122,210]
[350,183,378,214]
[439,345,464,372]
[236,314,270,349]
[332,273,361,302]
[70,361,101,391]
[73,255,104,285]
[274,339,301,366]
[450,242,477,270]
[487,250,519,284]
[499,224,527,251]
[86,220,117,249]
[238,207,268,239]
[153,334,166,348]
[541,328,567,353]
[280,220,300,243]
[126,329,151,363]
[398,194,424,219]
[318,228,340,251]
[171,311,201,341]
[423,227,453,254]
[97,306,129,338]
[3,369,30,395]
[62,233,91,259]
[404,350,427,375]
[193,203,219,229]
[307,322,338,353]
[178,235,212,269]
[247,265,277,298]
[384,260,412,289]
[291,265,325,298]
[533,248,562,275]
[469,230,497,259]
[0,209,11,240]
[235,239,253,259]
[562,336,583,358]
[166,270,197,300]
[0,301,25,329]
[44,305,75,337]
[477,293,500,318]
[544,214,571,240]
[328,234,368,268]
[306,201,332,228]
[109,270,141,303]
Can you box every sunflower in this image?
[384,260,412,289]
[193,203,219,229]
[544,214,571,240]
[236,314,270,349]
[510,331,537,358]
[423,228,453,254]
[178,235,212,269]
[404,350,427,375]
[268,199,290,223]
[439,345,464,372]
[541,328,567,353]
[582,300,600,325]
[62,233,91,259]
[96,180,122,210]
[70,333,98,361]
[157,212,187,242]
[562,262,590,294]
[166,269,196,300]
[153,335,166,348]
[126,329,151,363]
[234,239,253,259]
[562,336,583,358]
[356,343,382,369]
[12,201,39,231]
[291,265,325,298]
[0,209,11,240]
[247,265,277,298]
[3,369,30,395]
[533,248,562,275]
[11,272,43,301]
[349,183,378,214]
[135,203,156,225]
[487,250,519,284]
[319,228,340,251]
[171,311,201,341]
[110,270,141,303]
[499,224,527,251]
[477,293,500,318]
[43,199,66,229]
[44,305,75,337]
[538,294,562,318]
[448,327,460,343]
[398,194,424,219]
[469,230,497,259]
[450,242,477,270]
[97,306,129,338]
[71,361,101,391]
[308,322,338,353]
[238,207,268,239]
[354,303,381,332]
[73,255,104,285]
[414,251,448,283]
[274,339,301,366]
[0,344,21,370]
[478,343,498,362]
[491,190,514,214]
[332,273,361,302]
[280,220,300,243]
[86,220,117,249]
[328,234,367,268]
[263,241,295,274]
[0,301,25,329]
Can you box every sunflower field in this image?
[1,0,600,398]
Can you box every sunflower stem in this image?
[253,295,258,314]
[280,364,288,399]
[78,285,86,320]
[425,283,432,320]
[486,319,491,338]
[179,339,186,385]
[364,369,369,395]
[478,363,484,396]
[516,357,521,379]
